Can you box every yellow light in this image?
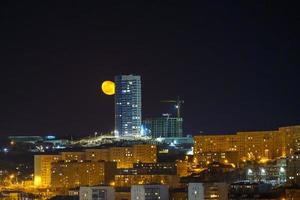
[34,176,42,187]
[259,158,269,164]
[9,174,15,179]
[101,80,115,95]
[110,181,115,186]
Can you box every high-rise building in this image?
[115,75,142,136]
[34,155,61,187]
[143,115,183,138]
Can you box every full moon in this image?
[101,80,115,95]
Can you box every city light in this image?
[0,1,297,199]
[259,158,270,164]
[34,176,42,187]
[261,168,266,175]
[247,169,253,175]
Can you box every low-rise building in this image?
[170,188,187,200]
[131,185,169,200]
[79,186,115,200]
[285,187,300,200]
[286,152,300,185]
[245,160,286,185]
[229,182,273,199]
[115,187,131,200]
[188,182,229,200]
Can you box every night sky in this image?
[0,1,299,136]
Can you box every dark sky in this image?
[0,1,299,136]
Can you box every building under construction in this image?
[143,114,183,138]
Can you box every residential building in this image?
[115,75,142,136]
[285,188,300,200]
[33,144,158,189]
[188,182,229,200]
[133,144,157,163]
[245,159,286,185]
[109,145,157,168]
[188,183,204,200]
[131,185,169,200]
[79,186,115,200]
[194,125,300,166]
[115,162,178,187]
[34,154,61,187]
[176,160,190,177]
[286,152,300,185]
[109,147,134,168]
[131,162,177,175]
[85,149,109,162]
[60,152,86,161]
[115,187,131,200]
[196,151,238,168]
[229,182,273,199]
[51,161,117,189]
[115,174,180,188]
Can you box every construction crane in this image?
[161,96,184,118]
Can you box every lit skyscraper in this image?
[115,75,142,136]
